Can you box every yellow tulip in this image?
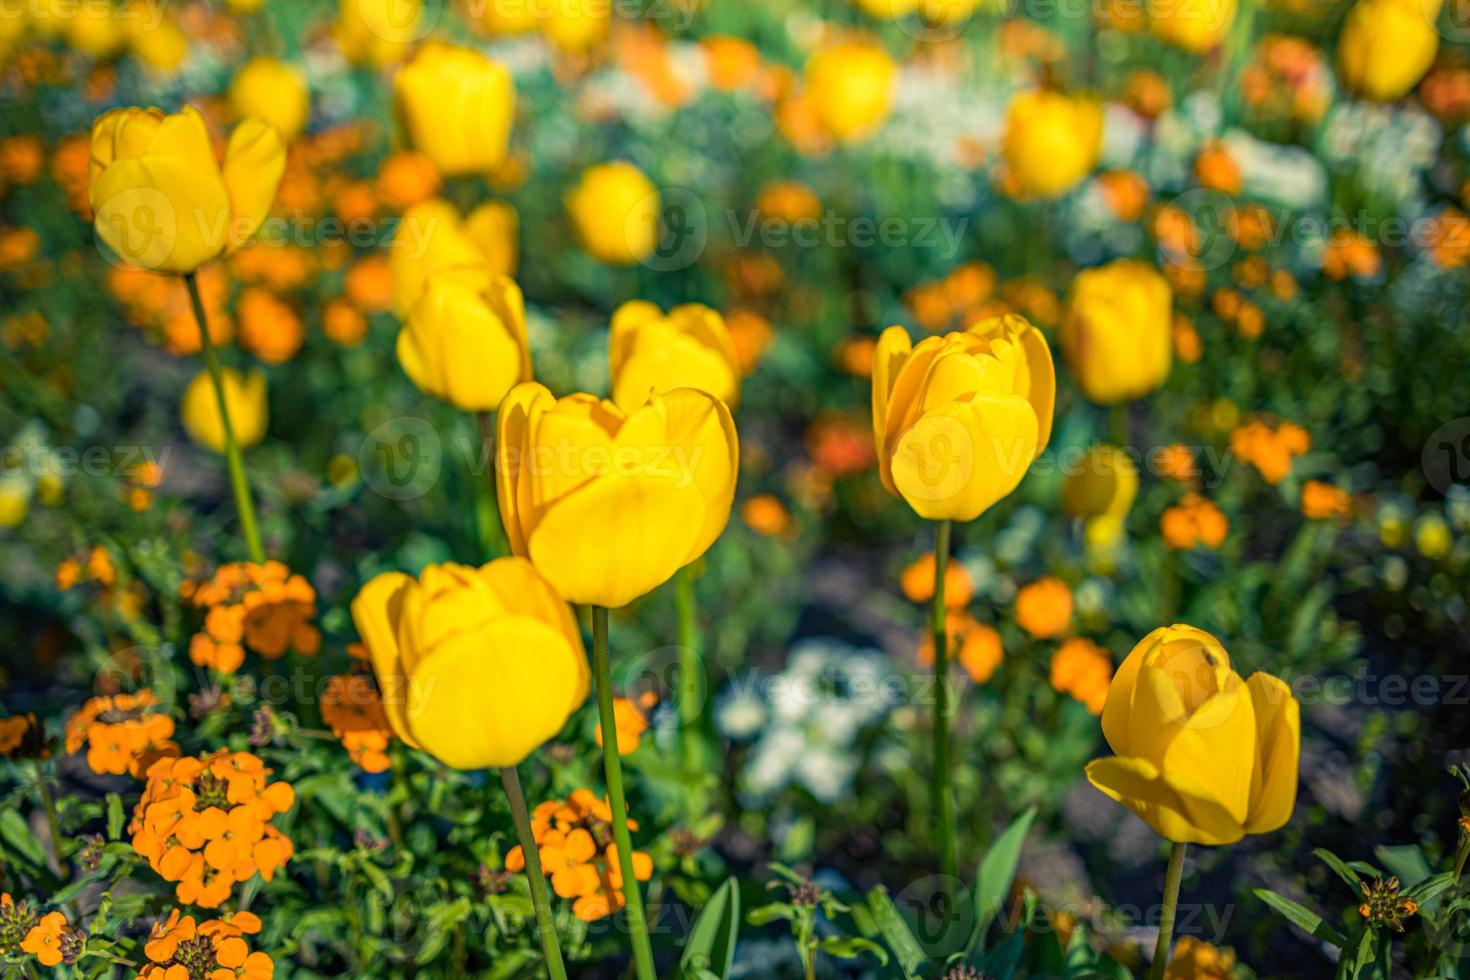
[1062,444,1138,520]
[468,0,540,35]
[1085,625,1300,845]
[566,161,659,266]
[804,42,896,144]
[871,315,1055,522]
[1148,0,1237,53]
[399,270,531,412]
[851,0,921,16]
[393,42,515,178]
[1337,0,1440,102]
[1000,90,1103,199]
[920,0,983,23]
[0,474,31,528]
[124,6,189,73]
[542,0,611,52]
[336,0,423,67]
[180,368,268,453]
[389,198,495,316]
[496,383,738,608]
[1060,259,1172,405]
[63,5,126,61]
[350,559,589,769]
[230,57,309,142]
[226,0,266,10]
[464,200,519,277]
[609,301,741,411]
[88,106,285,273]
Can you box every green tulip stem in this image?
[1109,402,1130,449]
[34,760,67,883]
[931,519,958,881]
[499,766,569,980]
[592,607,658,980]
[676,565,705,786]
[1149,841,1188,980]
[185,271,265,563]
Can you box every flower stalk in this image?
[34,760,67,882]
[499,766,568,980]
[931,519,957,880]
[676,566,706,786]
[1149,841,1188,980]
[592,606,657,980]
[185,271,264,564]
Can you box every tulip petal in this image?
[871,325,913,491]
[89,107,165,208]
[349,572,421,749]
[496,382,555,556]
[609,299,663,375]
[221,117,286,251]
[400,274,524,411]
[1085,756,1245,845]
[91,153,231,273]
[890,392,1038,522]
[476,557,589,714]
[1243,672,1300,833]
[1100,626,1167,755]
[406,615,583,768]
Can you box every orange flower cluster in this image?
[1161,493,1230,550]
[1015,577,1074,639]
[1153,444,1199,484]
[740,493,794,536]
[902,261,999,332]
[918,613,1005,684]
[20,910,69,967]
[107,264,233,355]
[0,713,48,760]
[594,692,658,755]
[319,673,393,773]
[56,544,117,591]
[131,752,295,909]
[1239,35,1330,124]
[65,691,178,777]
[184,562,320,675]
[236,287,305,365]
[138,909,273,980]
[0,893,39,960]
[505,790,654,922]
[1211,286,1265,339]
[1049,638,1114,714]
[1322,229,1381,280]
[1424,208,1470,269]
[1301,480,1352,521]
[900,553,974,609]
[1230,418,1310,484]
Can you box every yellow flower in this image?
[351,559,588,769]
[390,198,499,316]
[399,270,531,412]
[871,315,1055,522]
[496,383,738,608]
[336,0,423,67]
[125,7,189,73]
[89,106,285,273]
[230,58,309,142]
[464,199,519,278]
[180,369,268,453]
[543,0,611,52]
[63,5,126,60]
[804,42,896,144]
[1062,444,1139,526]
[1000,90,1103,199]
[1060,259,1172,405]
[1148,0,1237,53]
[1337,0,1440,102]
[609,301,741,411]
[393,42,515,178]
[1085,625,1300,845]
[565,162,659,266]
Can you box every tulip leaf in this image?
[864,885,928,978]
[1313,848,1365,891]
[680,876,741,979]
[969,807,1037,951]
[1253,888,1347,949]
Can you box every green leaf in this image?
[0,807,47,869]
[865,886,927,978]
[680,876,741,979]
[1314,848,1364,891]
[106,793,124,841]
[1404,871,1454,907]
[1374,845,1432,890]
[746,904,795,926]
[816,936,888,964]
[1253,888,1347,949]
[969,807,1036,951]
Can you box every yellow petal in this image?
[1086,756,1245,845]
[496,382,555,556]
[1100,626,1167,755]
[871,325,913,492]
[476,557,589,715]
[890,393,1038,522]
[92,154,230,273]
[1243,672,1300,834]
[349,572,421,749]
[400,273,525,411]
[221,117,286,251]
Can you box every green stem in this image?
[474,411,506,560]
[1452,835,1469,880]
[500,766,568,980]
[185,272,264,563]
[1108,402,1130,449]
[930,519,957,880]
[34,760,67,882]
[592,607,657,980]
[676,566,705,784]
[1149,841,1188,980]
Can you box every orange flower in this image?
[741,494,793,537]
[319,673,394,773]
[323,299,368,346]
[594,692,658,755]
[900,553,973,609]
[1152,444,1198,484]
[1195,142,1242,195]
[1161,492,1229,549]
[139,910,274,980]
[1098,170,1149,221]
[20,911,66,967]
[1301,480,1352,521]
[185,561,320,675]
[917,612,1004,683]
[1322,229,1381,280]
[377,150,441,212]
[1230,418,1310,484]
[344,255,393,313]
[1015,577,1073,638]
[702,35,762,91]
[1172,315,1202,363]
[506,790,653,922]
[1049,638,1113,714]
[0,713,47,759]
[64,691,178,777]
[237,288,305,365]
[725,308,774,375]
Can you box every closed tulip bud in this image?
[180,368,268,453]
[496,383,738,608]
[1147,0,1237,53]
[336,0,423,67]
[565,162,660,266]
[1062,444,1139,521]
[230,58,309,142]
[1000,90,1103,199]
[390,198,495,316]
[125,8,189,73]
[464,200,519,278]
[351,559,589,769]
[88,106,285,273]
[1337,0,1440,102]
[804,42,896,144]
[871,315,1055,522]
[609,301,741,411]
[1085,625,1300,844]
[399,270,531,412]
[1060,259,1172,405]
[394,43,515,178]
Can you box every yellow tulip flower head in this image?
[230,57,310,142]
[804,41,897,145]
[464,199,519,278]
[1147,0,1237,54]
[336,0,424,67]
[543,0,612,52]
[393,42,515,178]
[1000,90,1103,200]
[180,368,268,453]
[609,301,741,412]
[124,7,189,74]
[1337,0,1441,103]
[399,269,532,412]
[1085,625,1300,845]
[1060,259,1173,405]
[63,4,126,61]
[88,106,285,274]
[871,315,1055,522]
[1062,444,1139,519]
[565,161,660,266]
[351,559,589,769]
[389,198,494,316]
[496,383,738,608]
